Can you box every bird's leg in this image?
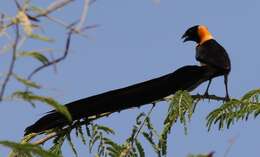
[204,79,212,97]
[224,74,230,101]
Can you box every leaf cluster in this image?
[0,141,59,157]
[207,88,260,130]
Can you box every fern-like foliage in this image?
[18,89,260,156]
[158,90,194,156]
[83,91,195,157]
[87,123,117,157]
[49,135,66,156]
[47,122,117,157]
[207,88,260,130]
[119,91,195,157]
[12,91,72,122]
[0,141,59,157]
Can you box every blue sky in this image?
[0,0,260,156]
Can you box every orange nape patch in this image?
[198,25,213,45]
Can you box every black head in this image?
[181,25,200,43]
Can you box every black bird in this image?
[182,25,231,99]
[24,65,217,135]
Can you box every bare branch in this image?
[75,0,90,32]
[0,24,19,101]
[191,94,227,102]
[160,94,228,104]
[27,30,73,80]
[33,132,57,145]
[35,0,75,18]
[44,15,95,38]
[14,0,22,11]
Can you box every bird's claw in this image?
[203,91,210,102]
[224,95,230,102]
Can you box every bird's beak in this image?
[181,33,189,42]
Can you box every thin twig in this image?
[34,0,95,19]
[5,0,75,29]
[132,105,155,145]
[27,30,73,80]
[122,105,155,156]
[45,15,95,38]
[26,21,98,81]
[160,94,228,103]
[0,24,19,101]
[33,132,57,145]
[75,0,90,32]
[191,94,227,102]
[35,0,75,18]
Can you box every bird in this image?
[181,25,231,100]
[24,65,217,135]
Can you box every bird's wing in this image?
[196,39,231,71]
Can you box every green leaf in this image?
[118,143,131,157]
[86,124,91,137]
[103,137,122,151]
[142,132,158,153]
[13,74,41,89]
[241,88,260,101]
[19,51,49,64]
[49,135,66,156]
[97,125,115,135]
[30,34,54,42]
[206,89,260,131]
[66,134,78,157]
[89,134,100,152]
[12,91,72,122]
[164,90,193,135]
[0,141,59,157]
[158,123,170,156]
[135,139,145,157]
[136,112,146,125]
[76,125,86,145]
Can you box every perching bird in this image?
[24,65,217,135]
[182,25,231,99]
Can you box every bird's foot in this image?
[203,91,211,102]
[203,91,209,97]
[224,94,230,102]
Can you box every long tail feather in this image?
[24,65,218,135]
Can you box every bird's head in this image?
[182,25,213,45]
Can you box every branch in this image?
[34,0,75,18]
[191,94,227,101]
[33,132,57,145]
[34,0,96,18]
[0,24,19,101]
[132,105,155,144]
[160,94,227,104]
[75,0,90,32]
[27,30,73,80]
